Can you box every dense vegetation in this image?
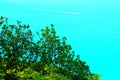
[0,16,100,80]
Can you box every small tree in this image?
[34,25,91,79]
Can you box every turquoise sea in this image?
[1,0,120,80]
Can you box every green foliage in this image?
[16,67,41,80]
[88,74,101,80]
[0,16,100,80]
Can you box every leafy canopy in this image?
[0,16,100,80]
